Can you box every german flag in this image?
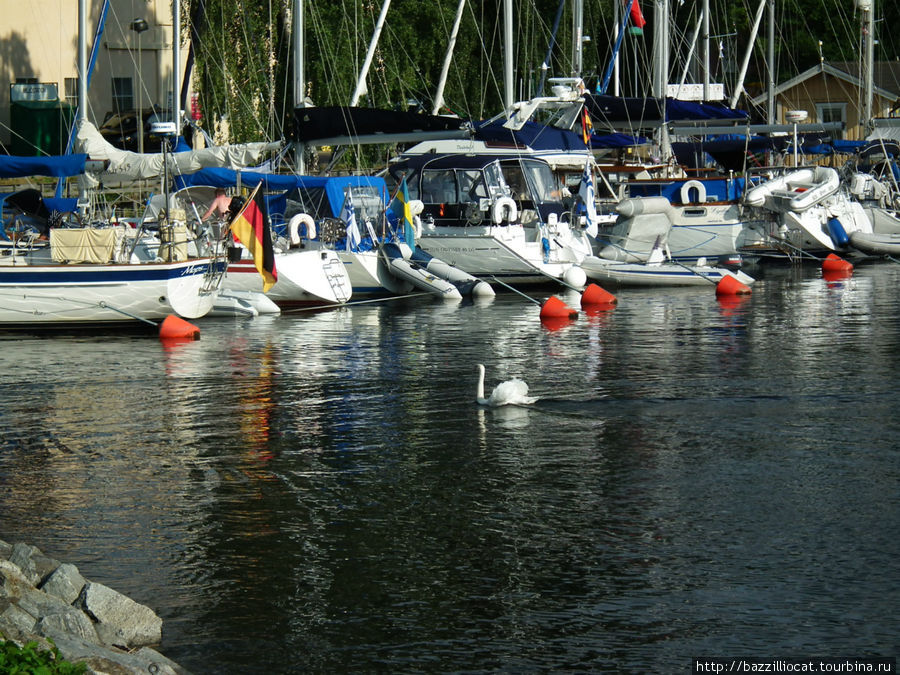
[581,107,594,146]
[229,184,277,292]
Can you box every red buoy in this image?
[540,316,575,331]
[823,268,852,283]
[580,283,618,307]
[716,274,752,296]
[540,295,578,320]
[821,253,853,274]
[159,314,201,340]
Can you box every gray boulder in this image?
[77,582,162,648]
[40,563,86,605]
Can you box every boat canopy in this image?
[175,169,388,223]
[291,106,469,145]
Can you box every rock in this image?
[35,607,99,643]
[0,600,37,634]
[0,543,187,673]
[16,586,79,623]
[8,543,41,586]
[77,582,162,648]
[40,563,86,605]
[0,558,33,596]
[37,632,190,675]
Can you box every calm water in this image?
[0,262,898,673]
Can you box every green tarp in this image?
[10,100,75,156]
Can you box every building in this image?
[1,0,177,154]
[751,61,900,140]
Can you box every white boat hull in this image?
[416,225,581,285]
[226,249,353,306]
[0,258,224,326]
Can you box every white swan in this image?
[476,363,538,406]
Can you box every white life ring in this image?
[680,180,707,204]
[492,197,518,224]
[288,213,316,245]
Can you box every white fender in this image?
[408,199,425,217]
[492,197,518,224]
[413,214,423,238]
[680,179,707,204]
[615,197,673,217]
[288,213,315,245]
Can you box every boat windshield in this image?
[343,186,384,221]
[284,184,384,221]
[519,159,559,205]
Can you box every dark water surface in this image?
[1,263,898,673]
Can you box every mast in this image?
[76,0,88,207]
[612,0,620,96]
[767,0,775,125]
[702,0,710,100]
[572,0,584,77]
[77,0,87,126]
[173,0,181,130]
[730,0,767,109]
[504,0,514,111]
[350,0,392,106]
[433,0,466,115]
[653,0,671,161]
[538,0,566,97]
[293,0,305,172]
[859,0,874,133]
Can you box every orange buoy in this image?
[540,316,575,331]
[580,283,618,307]
[717,294,750,315]
[539,295,578,320]
[823,268,853,283]
[715,274,752,296]
[821,253,853,274]
[159,314,201,340]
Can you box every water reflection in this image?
[1,263,898,672]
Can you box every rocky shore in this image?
[0,539,188,674]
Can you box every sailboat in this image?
[0,0,225,329]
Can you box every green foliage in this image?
[0,638,87,675]
[185,0,900,144]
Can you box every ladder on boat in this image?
[323,255,352,303]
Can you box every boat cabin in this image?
[387,153,569,229]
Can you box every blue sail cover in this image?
[672,132,851,171]
[473,120,646,151]
[0,154,87,178]
[583,94,747,125]
[473,119,588,151]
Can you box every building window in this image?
[15,76,38,84]
[816,102,847,124]
[111,77,134,113]
[64,78,79,106]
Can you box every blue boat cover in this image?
[583,94,747,125]
[0,154,87,178]
[175,169,388,219]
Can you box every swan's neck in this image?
[476,366,487,404]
